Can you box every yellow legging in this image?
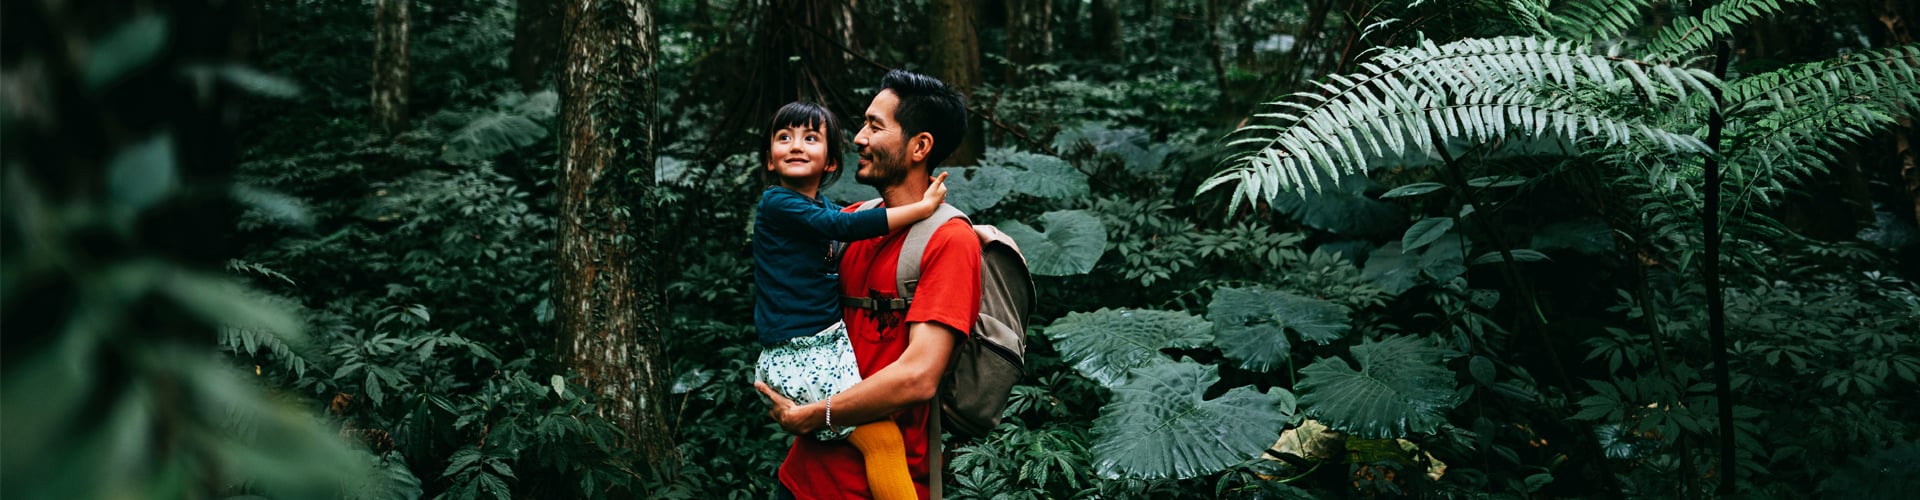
[848,422,915,500]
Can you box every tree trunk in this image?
[372,0,410,136]
[558,0,674,466]
[511,0,562,91]
[1090,0,1123,61]
[929,0,984,166]
[1004,0,1052,87]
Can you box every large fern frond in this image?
[1645,0,1819,58]
[1546,0,1657,42]
[1203,37,1713,214]
[1724,45,1920,115]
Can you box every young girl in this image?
[752,101,945,499]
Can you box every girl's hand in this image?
[924,171,949,206]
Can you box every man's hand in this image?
[756,381,816,435]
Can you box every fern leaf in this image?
[1207,36,1718,211]
[1547,0,1657,42]
[1646,0,1819,58]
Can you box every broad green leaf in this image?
[1465,174,1529,188]
[84,16,168,89]
[1045,309,1213,388]
[1000,210,1106,276]
[107,134,178,216]
[1403,217,1455,253]
[1270,174,1405,236]
[934,166,1014,213]
[1091,361,1294,480]
[1362,235,1470,295]
[1470,249,1551,266]
[1297,336,1459,438]
[1380,182,1446,198]
[1209,287,1352,372]
[989,149,1088,199]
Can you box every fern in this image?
[1546,0,1657,42]
[1724,45,1920,115]
[1645,0,1819,58]
[1202,37,1712,213]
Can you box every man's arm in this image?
[758,321,959,435]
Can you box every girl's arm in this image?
[880,171,949,232]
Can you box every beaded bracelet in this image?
[824,394,834,434]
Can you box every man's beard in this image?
[855,144,910,188]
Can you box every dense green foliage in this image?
[11,0,1920,498]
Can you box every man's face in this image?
[853,90,912,188]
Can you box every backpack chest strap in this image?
[840,295,911,312]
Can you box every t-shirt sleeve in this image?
[904,219,981,337]
[762,190,889,242]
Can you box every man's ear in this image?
[908,132,934,163]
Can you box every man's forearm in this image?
[785,322,958,434]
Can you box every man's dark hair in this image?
[760,101,845,187]
[880,69,968,169]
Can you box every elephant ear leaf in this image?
[1297,335,1460,439]
[1091,361,1296,480]
[990,149,1088,199]
[1209,287,1352,372]
[934,166,1014,213]
[1045,309,1212,388]
[1000,210,1107,276]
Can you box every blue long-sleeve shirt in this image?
[753,186,889,345]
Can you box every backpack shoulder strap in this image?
[895,203,968,301]
[853,198,885,212]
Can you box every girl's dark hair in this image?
[760,101,845,187]
[879,69,968,169]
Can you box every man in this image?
[756,69,980,499]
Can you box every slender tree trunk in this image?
[929,0,984,166]
[511,0,561,91]
[1700,24,1737,500]
[372,0,410,136]
[557,0,673,465]
[1090,0,1123,61]
[1205,0,1232,120]
[1004,0,1052,87]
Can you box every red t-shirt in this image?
[778,213,981,499]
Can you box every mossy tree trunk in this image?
[557,0,673,466]
[929,0,983,166]
[372,0,410,136]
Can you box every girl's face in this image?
[767,123,837,190]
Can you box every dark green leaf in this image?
[934,166,1014,213]
[1209,287,1352,372]
[989,150,1088,199]
[1045,309,1213,388]
[107,134,177,215]
[85,16,168,89]
[1091,361,1295,480]
[1297,336,1459,438]
[1380,182,1447,198]
[1403,217,1455,253]
[1270,174,1405,236]
[1000,210,1107,276]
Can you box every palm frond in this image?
[1203,37,1714,214]
[1645,0,1819,58]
